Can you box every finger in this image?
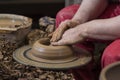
[48,32,53,38]
[53,30,62,42]
[50,31,57,42]
[51,39,69,46]
[50,33,57,42]
[67,20,79,28]
[51,20,70,42]
[51,26,67,42]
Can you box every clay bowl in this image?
[31,38,73,61]
[0,14,32,46]
[99,61,120,80]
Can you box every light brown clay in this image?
[31,38,73,60]
[13,38,92,69]
[99,61,120,80]
[0,14,32,31]
[0,14,32,46]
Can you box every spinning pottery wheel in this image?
[13,38,92,70]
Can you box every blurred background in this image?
[0,0,82,27]
[0,0,64,28]
[0,0,65,17]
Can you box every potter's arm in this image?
[51,16,120,46]
[50,0,108,43]
[80,16,120,40]
[72,0,108,23]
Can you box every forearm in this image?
[80,16,120,40]
[72,0,108,23]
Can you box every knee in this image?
[101,39,120,68]
[56,4,80,27]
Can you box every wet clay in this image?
[13,37,92,69]
[31,38,74,60]
[0,14,32,46]
[0,19,22,27]
[0,14,32,32]
[0,19,24,32]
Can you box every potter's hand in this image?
[50,20,79,42]
[51,26,86,46]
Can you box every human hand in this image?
[50,19,79,42]
[51,26,86,46]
